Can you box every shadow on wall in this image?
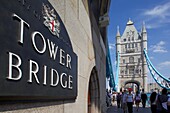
[87,0,109,112]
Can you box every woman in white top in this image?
[126,90,134,113]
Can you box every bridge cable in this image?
[143,49,170,90]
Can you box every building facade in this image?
[0,0,110,113]
[116,19,147,92]
[147,83,162,93]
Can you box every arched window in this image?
[129,57,134,63]
[128,44,130,48]
[128,37,130,41]
[132,43,134,48]
[125,44,127,48]
[123,59,125,63]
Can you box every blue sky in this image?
[108,0,170,83]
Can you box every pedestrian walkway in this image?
[107,103,151,113]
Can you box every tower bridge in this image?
[113,19,170,92]
[115,19,147,92]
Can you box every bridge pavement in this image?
[106,102,151,113]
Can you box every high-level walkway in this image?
[107,102,151,113]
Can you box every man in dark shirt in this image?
[141,89,147,108]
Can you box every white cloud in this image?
[158,41,165,45]
[109,43,115,50]
[139,2,170,29]
[158,61,170,67]
[149,41,168,53]
[146,24,162,29]
[150,56,154,60]
[156,61,170,76]
[144,2,170,19]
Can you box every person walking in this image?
[106,89,111,107]
[116,92,121,108]
[141,89,147,108]
[126,89,134,113]
[122,90,127,113]
[135,91,141,112]
[150,92,157,113]
[156,88,169,113]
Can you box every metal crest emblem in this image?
[42,3,60,37]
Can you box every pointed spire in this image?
[127,18,134,25]
[142,21,147,33]
[116,26,120,37]
[129,18,131,21]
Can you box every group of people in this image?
[150,88,170,113]
[114,88,170,113]
[116,89,147,113]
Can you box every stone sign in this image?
[0,0,77,101]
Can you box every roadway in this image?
[107,102,151,113]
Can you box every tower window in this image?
[125,44,127,48]
[132,36,134,41]
[129,57,134,63]
[128,37,130,41]
[132,43,134,48]
[138,58,140,63]
[125,70,127,74]
[126,32,129,36]
[136,69,139,73]
[129,68,134,74]
[123,59,125,63]
[124,39,126,42]
[121,70,124,74]
[139,69,142,74]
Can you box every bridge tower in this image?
[115,19,147,92]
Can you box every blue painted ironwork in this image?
[106,45,115,90]
[143,49,170,90]
[115,51,120,91]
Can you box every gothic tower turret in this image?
[141,22,147,50]
[116,26,121,54]
[116,19,148,92]
[141,22,148,92]
[116,26,121,91]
